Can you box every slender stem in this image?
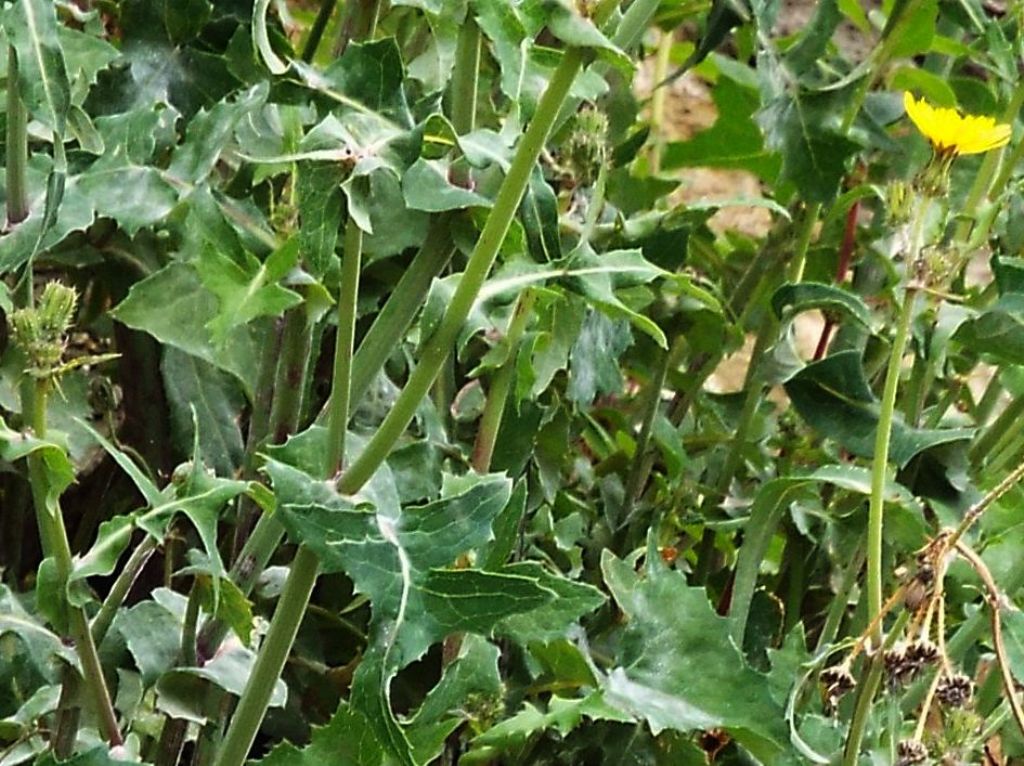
[843,286,918,760]
[988,134,1024,206]
[913,668,942,742]
[471,291,536,473]
[198,512,285,662]
[216,209,364,766]
[579,162,608,247]
[815,545,865,653]
[970,391,1024,467]
[437,12,478,434]
[789,202,820,283]
[92,535,158,645]
[232,310,310,564]
[622,337,684,522]
[6,47,29,226]
[246,319,285,461]
[231,318,285,563]
[953,80,1024,244]
[213,547,319,766]
[694,314,774,583]
[866,287,917,643]
[154,715,188,766]
[335,0,382,55]
[326,219,362,476]
[182,583,201,667]
[974,370,1003,426]
[339,46,589,496]
[27,379,122,747]
[301,0,338,62]
[955,541,1024,739]
[840,612,909,765]
[649,29,673,175]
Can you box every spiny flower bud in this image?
[9,282,78,376]
[935,673,973,709]
[896,739,928,765]
[562,106,608,187]
[914,242,968,291]
[37,282,78,339]
[887,180,913,226]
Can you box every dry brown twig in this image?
[954,540,1024,739]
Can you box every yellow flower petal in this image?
[903,91,1011,156]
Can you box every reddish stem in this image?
[812,199,860,361]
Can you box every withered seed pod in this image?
[935,673,973,708]
[897,739,928,765]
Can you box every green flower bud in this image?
[37,281,78,338]
[562,106,609,187]
[8,282,79,377]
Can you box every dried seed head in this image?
[905,639,941,671]
[820,665,856,714]
[896,739,928,765]
[935,673,973,709]
[884,645,913,688]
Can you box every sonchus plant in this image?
[4,1,1024,765]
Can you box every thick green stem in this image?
[471,291,536,472]
[268,308,313,445]
[450,18,481,135]
[213,546,319,766]
[339,46,589,495]
[347,218,454,411]
[301,0,338,62]
[6,47,29,226]
[326,219,362,476]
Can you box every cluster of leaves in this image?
[3,0,1024,764]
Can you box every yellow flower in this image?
[903,91,1011,156]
